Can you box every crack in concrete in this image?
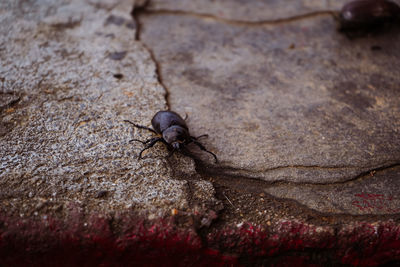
[199,164,400,220]
[141,9,338,26]
[132,0,171,110]
[197,160,400,186]
[268,162,400,187]
[209,163,356,174]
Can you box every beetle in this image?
[338,0,400,32]
[124,111,218,163]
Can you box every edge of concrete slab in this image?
[1,212,400,266]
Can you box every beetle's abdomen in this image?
[151,111,188,134]
[339,0,400,30]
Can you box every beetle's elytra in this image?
[338,0,400,32]
[124,111,218,163]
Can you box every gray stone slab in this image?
[265,166,400,215]
[1,0,400,243]
[0,0,220,219]
[139,12,400,184]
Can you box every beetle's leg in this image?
[183,113,188,121]
[192,134,208,140]
[137,137,164,160]
[129,138,154,144]
[124,120,157,134]
[192,140,218,163]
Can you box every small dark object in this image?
[113,73,124,79]
[124,111,218,163]
[95,190,108,198]
[371,45,382,51]
[105,15,125,26]
[338,0,400,32]
[109,51,127,61]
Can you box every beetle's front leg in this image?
[137,137,164,160]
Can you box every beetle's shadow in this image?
[163,147,218,181]
[337,22,400,40]
[178,146,212,165]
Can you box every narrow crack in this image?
[141,9,338,27]
[270,162,400,187]
[202,169,400,227]
[270,191,400,218]
[197,160,400,187]
[208,163,357,174]
[131,0,171,110]
[131,0,150,41]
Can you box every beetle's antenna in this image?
[124,120,157,134]
[192,134,208,140]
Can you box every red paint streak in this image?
[1,213,400,266]
[352,193,400,213]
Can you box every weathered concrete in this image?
[0,0,220,223]
[139,9,400,183]
[139,1,400,216]
[265,166,400,215]
[1,0,400,265]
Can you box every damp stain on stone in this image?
[105,15,126,26]
[126,21,136,29]
[109,51,127,60]
[104,15,135,29]
[105,33,115,38]
[330,81,375,111]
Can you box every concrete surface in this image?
[1,0,400,265]
[139,0,400,215]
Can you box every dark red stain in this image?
[1,213,400,266]
[352,193,400,213]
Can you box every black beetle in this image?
[124,111,218,163]
[338,0,400,32]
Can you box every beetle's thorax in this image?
[162,125,190,146]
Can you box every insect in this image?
[124,111,218,163]
[338,0,400,32]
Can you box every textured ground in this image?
[1,0,400,265]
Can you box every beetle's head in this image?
[162,125,190,150]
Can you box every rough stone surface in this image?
[0,0,219,221]
[1,0,400,265]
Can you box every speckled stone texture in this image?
[1,0,400,265]
[0,0,220,224]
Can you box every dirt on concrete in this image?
[1,0,400,265]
